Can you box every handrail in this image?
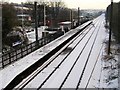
[1,31,64,68]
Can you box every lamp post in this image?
[70,10,73,29]
[78,7,80,26]
[34,2,38,42]
[108,0,113,55]
[43,3,46,26]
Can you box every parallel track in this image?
[38,17,102,89]
[5,16,104,89]
[5,21,92,89]
[17,22,94,89]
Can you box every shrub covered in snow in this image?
[3,27,29,51]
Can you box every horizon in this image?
[6,0,120,9]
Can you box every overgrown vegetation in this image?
[2,3,29,50]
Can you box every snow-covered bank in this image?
[88,26,120,88]
[100,29,120,88]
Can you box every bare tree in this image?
[48,0,65,8]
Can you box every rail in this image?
[4,21,92,89]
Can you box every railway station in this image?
[1,0,120,89]
[1,14,112,89]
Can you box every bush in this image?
[2,3,19,39]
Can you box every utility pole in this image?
[78,7,80,26]
[70,10,71,23]
[21,2,24,28]
[43,3,46,26]
[70,10,73,29]
[118,2,120,43]
[108,0,113,55]
[34,2,38,43]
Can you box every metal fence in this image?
[1,32,64,68]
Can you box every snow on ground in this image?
[118,46,120,90]
[1,14,119,89]
[86,21,120,89]
[25,14,119,88]
[25,23,95,88]
[79,18,107,88]
[25,15,108,88]
[0,23,85,89]
[88,25,119,88]
[26,26,48,43]
[99,34,119,88]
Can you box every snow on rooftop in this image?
[14,6,30,10]
[26,26,48,43]
[58,21,72,25]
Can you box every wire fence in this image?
[0,31,64,68]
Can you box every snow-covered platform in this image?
[0,19,91,89]
[1,14,113,89]
[23,14,108,88]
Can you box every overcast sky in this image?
[8,0,120,9]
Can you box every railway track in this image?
[78,18,107,88]
[5,20,92,89]
[39,16,102,89]
[18,21,96,88]
[75,18,101,89]
[5,15,105,89]
[23,18,100,89]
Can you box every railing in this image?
[0,31,64,68]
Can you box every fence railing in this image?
[1,31,64,68]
